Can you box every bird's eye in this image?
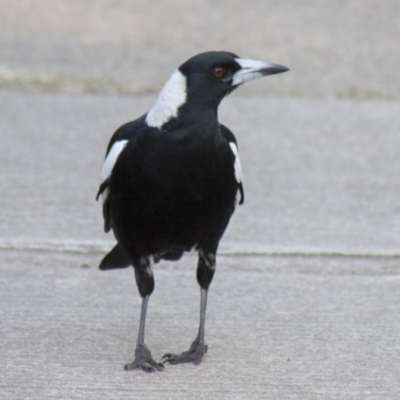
[211,66,226,79]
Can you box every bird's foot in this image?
[124,343,164,372]
[162,338,207,365]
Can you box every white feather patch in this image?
[101,140,128,183]
[229,142,242,183]
[234,188,241,205]
[229,142,243,205]
[146,70,187,129]
[100,139,128,202]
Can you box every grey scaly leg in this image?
[163,251,215,365]
[124,257,164,372]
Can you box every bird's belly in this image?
[110,167,236,255]
[171,186,235,249]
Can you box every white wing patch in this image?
[101,140,128,182]
[229,142,243,205]
[100,139,128,201]
[146,70,187,129]
[229,142,242,183]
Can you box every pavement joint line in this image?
[1,240,400,259]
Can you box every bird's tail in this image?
[99,243,131,270]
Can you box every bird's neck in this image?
[161,103,219,135]
[145,69,223,134]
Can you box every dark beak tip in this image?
[271,64,290,74]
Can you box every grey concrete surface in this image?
[1,92,399,256]
[1,250,400,400]
[1,0,400,98]
[1,92,400,399]
[2,1,400,398]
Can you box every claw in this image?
[124,343,164,372]
[124,361,164,372]
[162,353,178,364]
[162,341,207,365]
[124,362,136,371]
[162,353,177,363]
[152,362,165,371]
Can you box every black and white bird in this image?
[97,51,288,372]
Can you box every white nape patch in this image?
[232,58,275,86]
[229,142,242,183]
[146,70,187,129]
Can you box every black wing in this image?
[97,115,147,232]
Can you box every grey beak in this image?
[232,58,289,86]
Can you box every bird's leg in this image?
[124,258,164,372]
[163,251,215,365]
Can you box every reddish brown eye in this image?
[211,66,226,78]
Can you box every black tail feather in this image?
[99,243,131,270]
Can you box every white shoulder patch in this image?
[99,139,128,203]
[229,142,243,184]
[101,139,128,183]
[146,70,187,129]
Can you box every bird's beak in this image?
[232,58,289,86]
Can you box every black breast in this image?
[109,128,238,258]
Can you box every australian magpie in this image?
[97,51,288,372]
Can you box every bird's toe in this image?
[124,360,164,373]
[124,344,164,372]
[162,341,207,365]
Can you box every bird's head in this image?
[146,51,289,129]
[180,51,289,102]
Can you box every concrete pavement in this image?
[1,92,400,398]
[2,1,400,397]
[1,93,400,255]
[1,249,400,399]
[1,0,400,98]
